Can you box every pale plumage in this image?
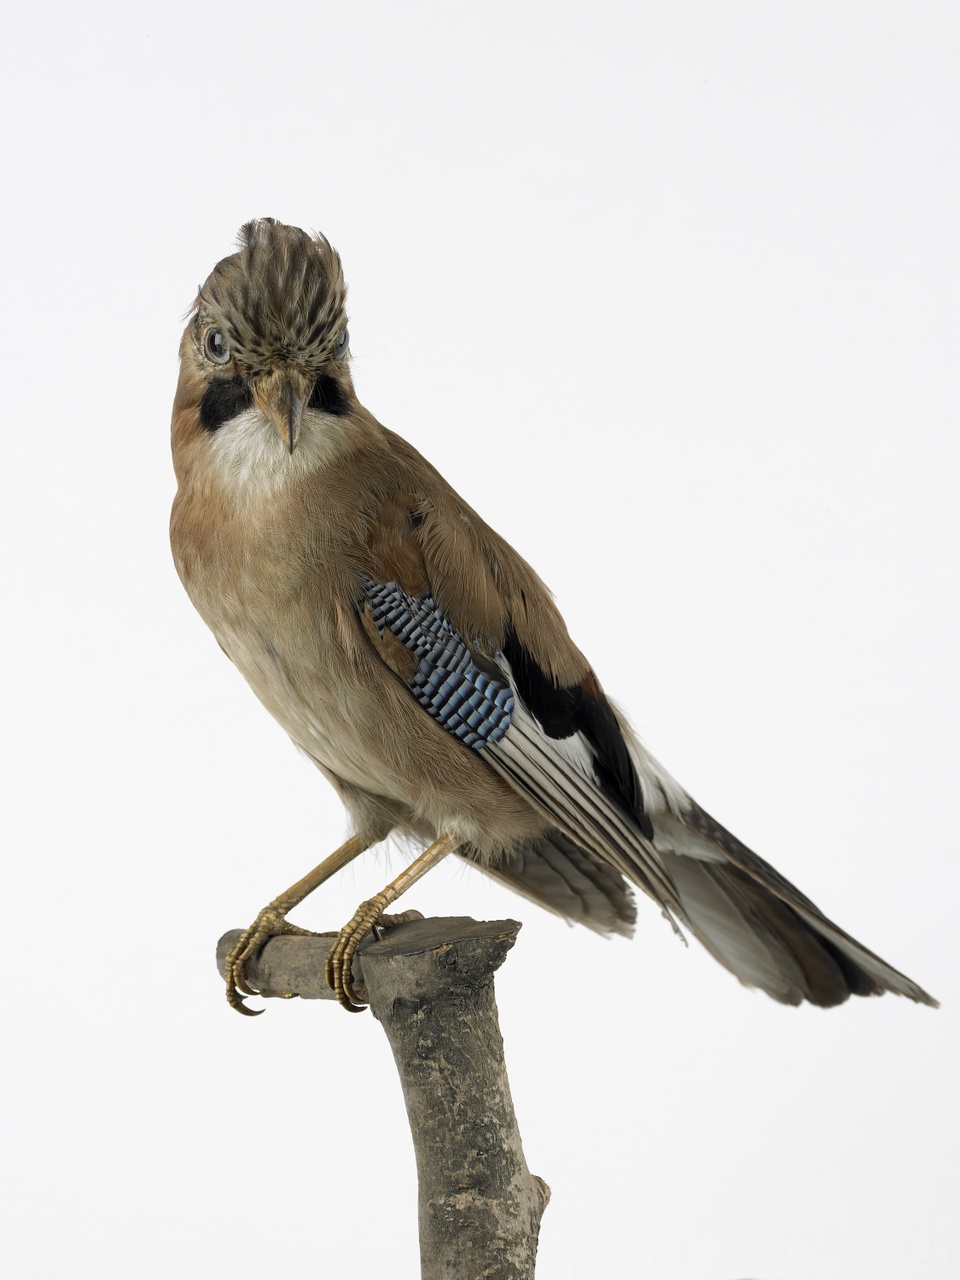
[171,218,936,1013]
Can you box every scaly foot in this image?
[221,835,373,1015]
[325,904,424,1011]
[224,907,323,1015]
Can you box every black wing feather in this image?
[502,627,654,839]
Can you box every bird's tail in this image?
[652,803,938,1007]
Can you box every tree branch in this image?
[216,916,550,1278]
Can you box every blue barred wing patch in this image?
[363,578,514,749]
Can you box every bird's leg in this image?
[225,833,370,1016]
[325,832,461,1011]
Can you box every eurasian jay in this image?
[170,219,935,1014]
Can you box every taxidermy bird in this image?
[170,218,936,1015]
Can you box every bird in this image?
[170,218,936,1016]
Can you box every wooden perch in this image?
[217,916,550,1279]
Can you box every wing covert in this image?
[360,576,515,750]
[356,531,684,921]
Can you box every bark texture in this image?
[216,916,549,1279]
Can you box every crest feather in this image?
[195,218,348,371]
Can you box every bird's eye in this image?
[334,327,349,360]
[204,329,231,365]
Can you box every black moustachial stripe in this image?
[308,375,349,416]
[200,376,253,432]
[502,627,654,839]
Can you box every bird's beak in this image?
[254,373,310,454]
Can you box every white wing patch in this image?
[483,677,685,923]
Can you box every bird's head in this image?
[177,219,353,459]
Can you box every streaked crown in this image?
[194,218,347,374]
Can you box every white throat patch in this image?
[208,408,353,501]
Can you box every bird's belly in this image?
[221,627,403,798]
[215,618,546,851]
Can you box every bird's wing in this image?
[355,459,935,1006]
[355,478,685,923]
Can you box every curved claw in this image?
[339,963,367,1010]
[324,894,404,1012]
[232,966,258,997]
[324,938,368,1011]
[224,910,327,1015]
[224,932,263,1007]
[226,985,264,1016]
[340,994,368,1013]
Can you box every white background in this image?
[2,3,957,1277]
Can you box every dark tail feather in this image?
[656,804,937,1008]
